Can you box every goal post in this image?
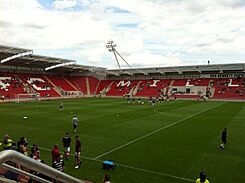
[15,93,41,103]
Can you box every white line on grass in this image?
[116,163,195,182]
[37,146,195,182]
[93,102,226,160]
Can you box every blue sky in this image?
[0,0,245,69]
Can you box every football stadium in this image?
[1,1,245,183]
[0,45,244,183]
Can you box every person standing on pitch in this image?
[72,115,79,133]
[59,102,63,111]
[62,132,71,160]
[74,136,81,169]
[220,128,227,149]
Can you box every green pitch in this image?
[0,98,245,183]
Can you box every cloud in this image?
[53,0,77,10]
[0,0,245,69]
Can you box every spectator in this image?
[30,144,40,160]
[103,174,111,183]
[52,154,65,172]
[2,134,13,150]
[52,144,60,162]
[17,137,28,155]
[28,160,53,183]
[196,172,210,183]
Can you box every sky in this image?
[0,0,245,69]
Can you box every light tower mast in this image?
[106,40,133,70]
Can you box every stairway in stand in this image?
[85,77,91,96]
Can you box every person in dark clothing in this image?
[74,136,81,169]
[62,132,71,159]
[30,144,40,160]
[17,137,28,155]
[220,128,227,149]
[52,154,65,172]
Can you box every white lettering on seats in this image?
[228,79,239,87]
[27,78,51,91]
[0,77,11,91]
[117,81,131,87]
[150,80,160,87]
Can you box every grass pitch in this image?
[0,98,245,183]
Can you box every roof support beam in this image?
[135,70,148,75]
[218,66,223,73]
[1,51,33,64]
[106,71,120,76]
[171,68,182,74]
[155,69,165,75]
[121,70,133,76]
[194,67,202,74]
[45,61,76,71]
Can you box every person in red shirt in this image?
[52,144,60,162]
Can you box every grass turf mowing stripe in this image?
[93,102,226,160]
[36,146,195,182]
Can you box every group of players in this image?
[60,102,228,182]
[50,119,81,173]
[59,102,81,169]
[126,96,169,106]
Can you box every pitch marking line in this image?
[93,102,226,160]
[37,146,194,182]
[116,163,195,182]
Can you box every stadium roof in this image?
[106,63,245,76]
[0,45,244,76]
[0,45,105,73]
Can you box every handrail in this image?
[0,150,84,183]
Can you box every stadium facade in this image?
[0,45,244,101]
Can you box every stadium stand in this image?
[0,45,245,101]
[0,45,245,183]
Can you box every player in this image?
[196,172,210,183]
[59,102,63,111]
[74,136,81,169]
[220,128,227,149]
[72,115,79,133]
[137,97,141,104]
[62,132,71,160]
[152,98,156,106]
[127,96,130,104]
